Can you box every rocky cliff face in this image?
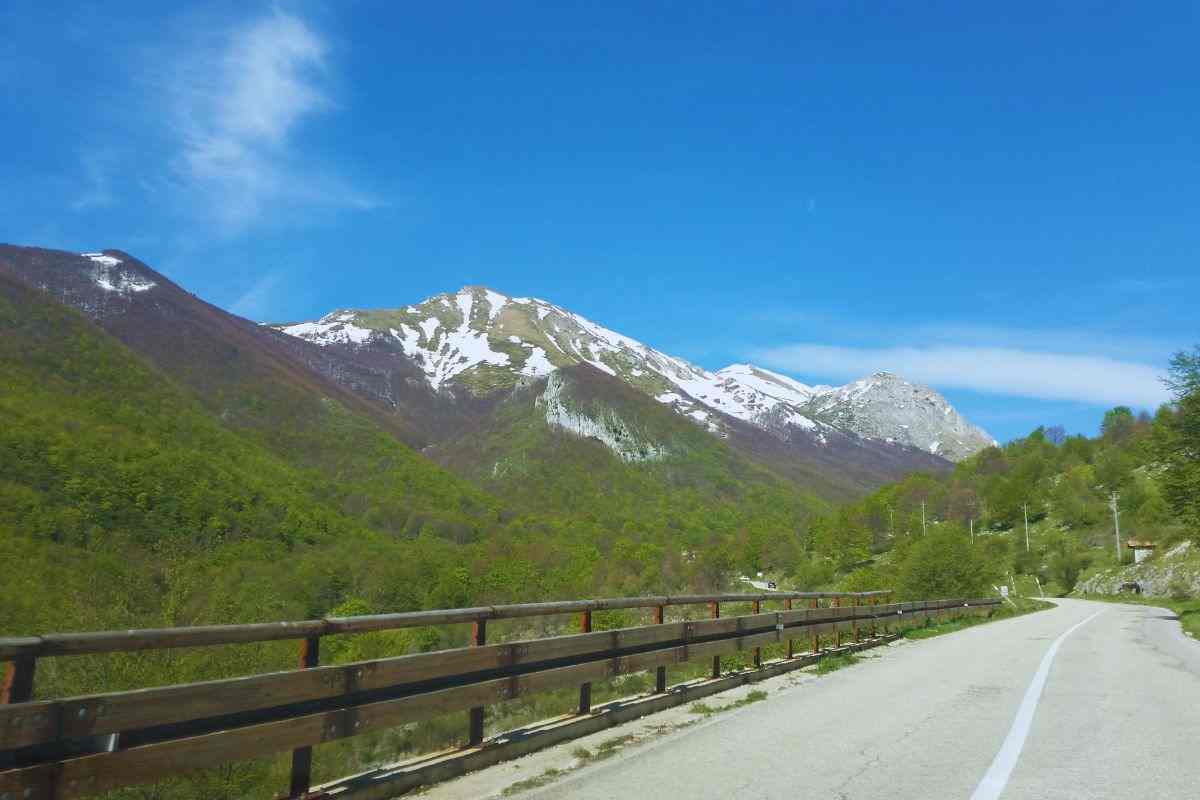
[802,371,995,461]
[1075,541,1200,597]
[536,371,668,463]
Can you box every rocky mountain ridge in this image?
[277,285,995,461]
[0,245,976,501]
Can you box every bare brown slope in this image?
[718,411,951,501]
[0,245,471,449]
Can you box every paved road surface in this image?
[742,579,777,591]
[517,599,1200,800]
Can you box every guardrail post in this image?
[811,598,819,655]
[852,595,860,643]
[578,610,593,713]
[468,619,487,746]
[653,605,667,692]
[0,655,33,771]
[870,596,878,638]
[709,601,721,679]
[752,599,762,668]
[834,596,842,649]
[288,635,320,799]
[785,598,794,658]
[1,654,35,705]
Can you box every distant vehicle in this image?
[767,581,777,589]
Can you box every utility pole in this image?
[920,501,927,536]
[970,518,974,542]
[1110,491,1122,562]
[888,506,894,539]
[1022,503,1030,552]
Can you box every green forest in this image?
[820,348,1200,600]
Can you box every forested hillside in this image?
[432,364,830,592]
[0,272,830,644]
[816,348,1200,598]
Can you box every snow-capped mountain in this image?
[276,286,994,461]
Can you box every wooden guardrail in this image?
[0,591,999,799]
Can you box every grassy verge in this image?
[901,596,1053,641]
[1076,594,1200,639]
[570,733,638,764]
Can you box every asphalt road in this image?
[518,599,1200,800]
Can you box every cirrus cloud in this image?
[164,10,378,233]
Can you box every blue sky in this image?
[3,1,1195,442]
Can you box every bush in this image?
[896,528,993,600]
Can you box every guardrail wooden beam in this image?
[0,593,894,661]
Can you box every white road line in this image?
[969,610,1105,800]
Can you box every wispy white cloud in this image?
[165,10,378,233]
[230,270,285,320]
[70,148,118,211]
[903,322,1177,365]
[754,343,1171,409]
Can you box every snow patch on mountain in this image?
[82,253,156,295]
[82,252,123,267]
[521,345,555,376]
[281,314,372,346]
[715,364,819,406]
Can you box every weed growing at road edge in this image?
[502,767,563,796]
[595,734,635,757]
[687,689,769,717]
[814,654,860,674]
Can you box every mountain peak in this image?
[276,288,994,461]
[805,370,994,459]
